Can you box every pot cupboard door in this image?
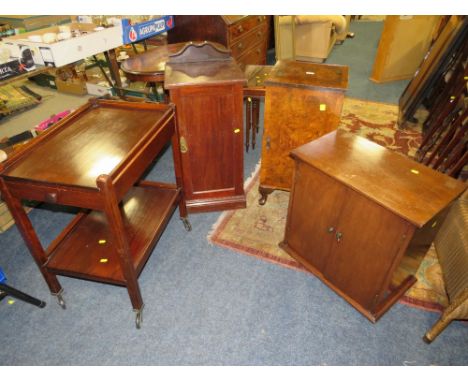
[284,163,346,272]
[172,85,244,201]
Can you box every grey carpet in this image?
[0,21,467,365]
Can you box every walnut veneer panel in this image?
[259,60,348,200]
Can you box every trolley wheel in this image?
[56,293,66,310]
[181,217,192,232]
[135,309,143,329]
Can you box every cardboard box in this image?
[0,16,71,31]
[55,77,88,95]
[3,23,123,67]
[86,79,114,97]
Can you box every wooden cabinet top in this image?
[290,130,466,227]
[164,42,246,88]
[0,100,174,189]
[265,60,349,91]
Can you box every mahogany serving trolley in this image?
[0,99,189,328]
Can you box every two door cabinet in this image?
[280,130,466,322]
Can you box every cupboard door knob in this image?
[45,192,58,204]
[327,226,335,233]
[336,232,343,242]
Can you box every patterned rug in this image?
[208,98,448,313]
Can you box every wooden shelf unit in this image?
[0,99,189,328]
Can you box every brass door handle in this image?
[237,25,244,33]
[180,136,188,154]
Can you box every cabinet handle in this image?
[45,192,58,204]
[335,231,343,242]
[257,31,262,38]
[237,25,244,33]
[237,42,244,50]
[327,227,335,233]
[257,16,265,22]
[180,136,188,154]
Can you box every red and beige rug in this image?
[208,98,448,312]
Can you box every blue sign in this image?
[121,15,174,44]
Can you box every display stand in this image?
[0,99,190,328]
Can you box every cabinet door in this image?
[171,84,244,202]
[323,186,410,310]
[283,162,347,272]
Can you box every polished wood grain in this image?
[3,102,169,190]
[280,130,466,322]
[120,41,226,82]
[46,185,180,285]
[259,60,348,203]
[265,60,349,91]
[164,42,246,213]
[0,99,187,320]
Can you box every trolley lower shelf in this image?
[45,183,181,285]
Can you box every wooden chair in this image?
[423,190,468,343]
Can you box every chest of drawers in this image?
[167,15,270,70]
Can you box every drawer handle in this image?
[257,16,265,22]
[257,31,262,38]
[45,192,58,204]
[237,42,244,50]
[237,25,244,33]
[335,231,343,242]
[327,227,335,233]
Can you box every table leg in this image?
[245,97,252,152]
[0,178,63,298]
[252,97,260,150]
[104,49,124,98]
[97,175,144,322]
[170,131,191,231]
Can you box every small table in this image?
[243,65,273,152]
[0,99,190,328]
